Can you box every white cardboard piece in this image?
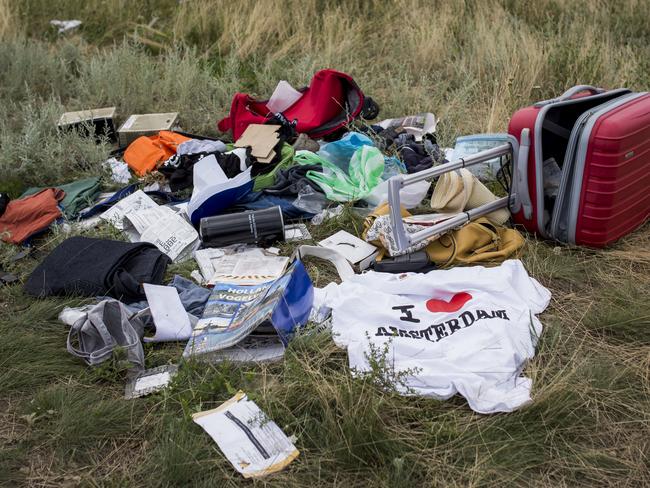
[143,284,192,343]
[318,230,379,267]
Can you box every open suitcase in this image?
[386,85,650,252]
[509,85,650,247]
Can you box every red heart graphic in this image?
[426,292,472,313]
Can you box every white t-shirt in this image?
[315,260,551,414]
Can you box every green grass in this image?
[1,0,649,486]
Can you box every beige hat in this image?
[431,169,510,225]
[430,169,474,213]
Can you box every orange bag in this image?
[123,131,190,176]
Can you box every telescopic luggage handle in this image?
[534,85,606,107]
[387,136,520,253]
[558,85,605,100]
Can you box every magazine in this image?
[183,265,296,358]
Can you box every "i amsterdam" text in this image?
[375,309,510,342]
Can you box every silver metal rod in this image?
[402,144,512,185]
[407,197,509,243]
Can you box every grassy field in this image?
[1,0,649,486]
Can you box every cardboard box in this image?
[117,112,179,147]
[57,107,117,141]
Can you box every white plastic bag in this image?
[363,179,430,209]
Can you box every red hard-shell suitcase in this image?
[508,85,650,247]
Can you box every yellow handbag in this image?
[424,218,524,267]
[363,204,524,267]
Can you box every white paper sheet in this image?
[192,391,299,478]
[124,365,178,399]
[143,284,192,342]
[194,248,227,282]
[100,190,157,230]
[134,371,171,390]
[50,19,82,33]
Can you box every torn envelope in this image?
[192,391,299,478]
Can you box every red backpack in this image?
[217,69,366,141]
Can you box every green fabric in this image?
[252,143,295,192]
[21,176,101,218]
[294,146,384,202]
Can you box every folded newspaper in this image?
[194,247,289,286]
[183,261,313,361]
[100,189,199,262]
[192,391,299,478]
[123,205,199,262]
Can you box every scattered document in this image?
[194,247,289,286]
[124,365,178,399]
[100,190,157,230]
[192,391,299,478]
[184,262,312,360]
[284,223,312,242]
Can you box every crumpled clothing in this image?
[398,137,446,174]
[252,143,295,192]
[25,236,170,301]
[66,299,145,375]
[104,158,131,184]
[364,214,430,257]
[228,192,315,222]
[264,163,324,196]
[177,139,227,156]
[21,177,101,219]
[0,188,65,244]
[292,133,320,152]
[160,146,252,192]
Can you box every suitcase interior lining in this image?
[540,92,624,169]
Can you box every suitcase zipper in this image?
[548,110,593,239]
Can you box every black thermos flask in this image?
[199,206,285,248]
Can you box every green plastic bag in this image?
[253,143,295,192]
[295,146,384,202]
